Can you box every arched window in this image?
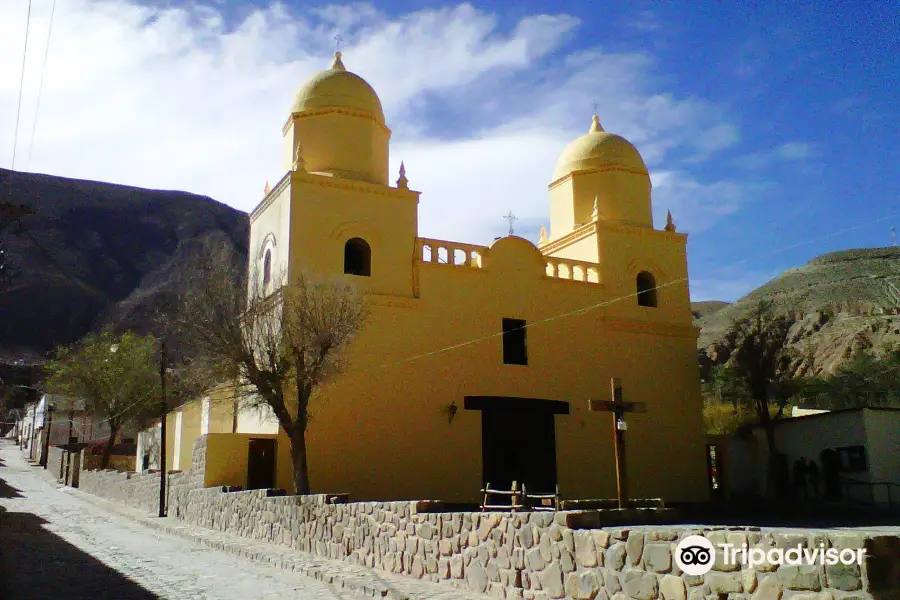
[344,238,371,276]
[636,271,657,307]
[262,249,272,289]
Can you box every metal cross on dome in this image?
[592,100,598,114]
[503,210,518,236]
[334,34,343,51]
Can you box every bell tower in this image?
[282,52,390,185]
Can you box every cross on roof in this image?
[503,210,518,236]
[334,34,343,51]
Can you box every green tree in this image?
[803,346,900,409]
[726,300,799,451]
[44,331,159,468]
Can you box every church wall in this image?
[595,226,692,321]
[573,170,652,227]
[299,247,707,504]
[287,176,418,298]
[285,114,389,184]
[248,181,292,299]
[236,401,279,435]
[544,234,600,264]
[549,180,576,239]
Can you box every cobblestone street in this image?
[0,440,367,600]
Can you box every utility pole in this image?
[28,402,37,458]
[41,404,54,468]
[158,339,168,518]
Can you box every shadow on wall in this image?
[0,506,159,600]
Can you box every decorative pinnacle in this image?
[397,161,409,189]
[592,195,600,220]
[264,181,271,195]
[292,142,306,172]
[589,114,604,133]
[539,225,548,245]
[664,210,676,232]
[331,51,345,71]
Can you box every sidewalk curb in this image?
[65,487,483,600]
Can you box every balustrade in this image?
[545,258,600,284]
[418,238,598,282]
[417,238,487,269]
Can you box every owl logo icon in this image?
[675,535,716,576]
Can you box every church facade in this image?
[246,52,708,503]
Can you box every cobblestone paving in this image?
[0,440,370,600]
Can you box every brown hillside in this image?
[697,247,900,376]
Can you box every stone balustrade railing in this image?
[417,237,600,284]
[546,258,601,284]
[417,238,487,269]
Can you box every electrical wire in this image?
[361,209,900,375]
[8,0,33,196]
[26,0,57,171]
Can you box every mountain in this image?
[0,168,248,362]
[696,247,900,376]
[691,300,730,321]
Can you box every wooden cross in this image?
[589,378,646,508]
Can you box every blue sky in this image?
[1,1,897,301]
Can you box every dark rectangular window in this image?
[836,446,867,472]
[502,318,528,365]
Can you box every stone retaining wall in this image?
[75,434,900,600]
[77,435,206,516]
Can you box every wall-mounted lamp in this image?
[447,401,458,424]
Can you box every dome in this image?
[290,52,385,124]
[552,116,647,182]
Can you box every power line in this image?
[26,0,57,172]
[8,0,33,191]
[362,208,900,375]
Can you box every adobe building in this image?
[178,51,709,504]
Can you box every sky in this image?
[0,1,897,301]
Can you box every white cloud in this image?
[1,1,751,248]
[733,141,818,170]
[775,141,814,160]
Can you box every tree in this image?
[722,299,801,497]
[44,331,159,468]
[803,346,900,409]
[177,242,368,494]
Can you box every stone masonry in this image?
[76,435,900,600]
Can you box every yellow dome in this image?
[290,52,385,123]
[552,116,647,181]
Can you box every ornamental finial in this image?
[664,210,676,232]
[397,161,409,189]
[264,181,271,195]
[592,195,600,220]
[539,225,548,245]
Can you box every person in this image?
[793,457,808,499]
[807,459,820,499]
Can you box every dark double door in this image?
[478,402,560,495]
[247,438,276,490]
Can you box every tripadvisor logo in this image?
[675,535,865,576]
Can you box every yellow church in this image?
[218,51,708,504]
